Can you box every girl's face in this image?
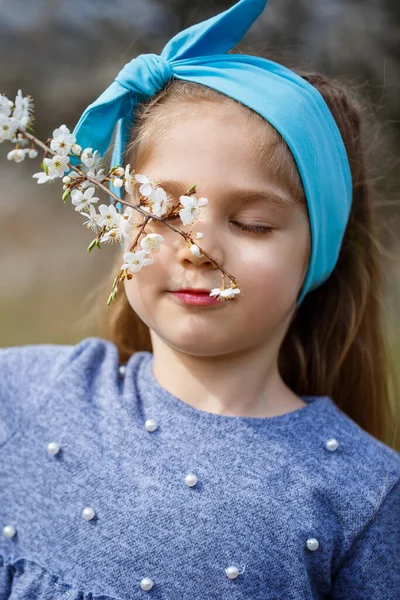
[123,103,311,357]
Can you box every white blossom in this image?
[209,287,241,300]
[124,165,136,195]
[121,249,154,274]
[118,208,136,240]
[87,167,105,181]
[0,94,11,117]
[150,187,170,217]
[7,148,25,163]
[194,232,204,239]
[50,125,76,156]
[101,227,124,244]
[0,114,19,143]
[81,205,104,233]
[189,244,204,258]
[27,148,38,159]
[100,211,133,243]
[79,167,105,190]
[12,90,33,128]
[140,233,164,253]
[81,148,102,170]
[32,171,59,184]
[123,206,133,219]
[72,143,82,155]
[135,173,156,198]
[71,186,99,213]
[97,204,119,230]
[178,195,201,226]
[43,155,70,178]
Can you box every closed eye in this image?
[231,221,273,234]
[163,213,273,234]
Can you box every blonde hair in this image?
[91,68,398,448]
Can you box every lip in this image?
[169,289,222,307]
[173,288,212,294]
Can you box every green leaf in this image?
[62,189,71,202]
[87,239,97,253]
[107,290,117,306]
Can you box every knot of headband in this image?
[115,54,173,98]
[72,0,352,306]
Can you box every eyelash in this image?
[164,214,273,235]
[230,221,273,235]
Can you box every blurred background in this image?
[0,0,399,368]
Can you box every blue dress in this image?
[0,337,399,599]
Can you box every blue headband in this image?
[72,0,352,306]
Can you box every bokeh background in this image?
[0,0,399,375]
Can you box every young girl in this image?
[1,1,399,599]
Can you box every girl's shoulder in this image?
[0,336,115,447]
[0,335,115,377]
[318,396,400,480]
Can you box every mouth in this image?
[172,288,212,294]
[169,288,222,307]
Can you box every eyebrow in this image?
[156,179,297,211]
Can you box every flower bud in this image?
[194,232,204,239]
[28,149,38,159]
[7,149,25,163]
[189,244,204,258]
[63,176,71,184]
[72,144,82,155]
[113,178,123,189]
[114,167,124,177]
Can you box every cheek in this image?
[122,243,170,315]
[237,235,309,310]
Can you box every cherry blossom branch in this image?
[21,128,238,286]
[1,90,241,305]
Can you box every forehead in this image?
[139,104,269,166]
[134,102,303,204]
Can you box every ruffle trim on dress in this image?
[0,553,124,600]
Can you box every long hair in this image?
[92,57,399,448]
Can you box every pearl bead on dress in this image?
[184,473,198,487]
[47,441,61,455]
[3,525,16,538]
[325,438,339,451]
[306,538,319,551]
[145,418,158,432]
[225,566,239,579]
[118,365,126,376]
[82,507,95,520]
[140,577,154,591]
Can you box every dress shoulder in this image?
[0,337,113,448]
[316,397,400,576]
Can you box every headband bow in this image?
[73,0,352,306]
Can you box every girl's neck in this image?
[149,333,306,418]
